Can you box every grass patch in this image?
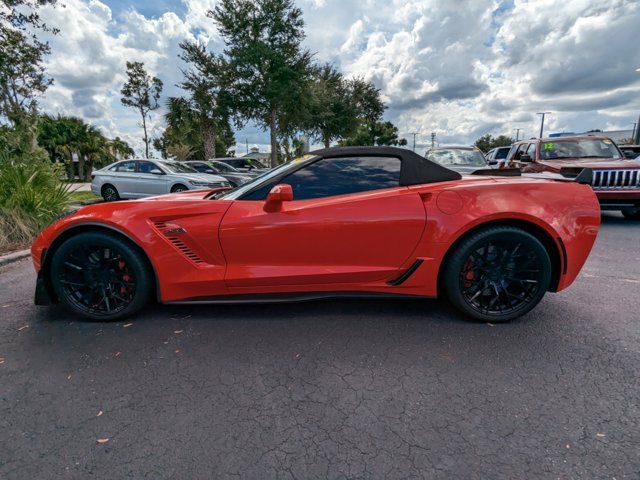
[68,190,100,203]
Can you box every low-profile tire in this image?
[50,231,152,321]
[621,208,640,220]
[101,184,120,202]
[171,184,188,193]
[442,226,552,323]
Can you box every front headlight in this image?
[189,181,208,186]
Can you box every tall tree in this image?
[211,0,313,167]
[0,0,58,131]
[474,134,513,153]
[109,137,134,159]
[306,64,356,148]
[348,78,386,145]
[120,61,163,158]
[176,41,232,160]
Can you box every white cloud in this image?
[33,0,640,156]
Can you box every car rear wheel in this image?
[101,184,120,202]
[50,232,152,321]
[443,226,552,323]
[621,208,640,220]
[171,184,188,193]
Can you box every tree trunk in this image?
[323,131,330,149]
[269,109,278,168]
[141,108,149,158]
[202,123,216,160]
[77,153,85,181]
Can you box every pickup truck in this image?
[505,135,640,219]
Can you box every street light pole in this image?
[514,128,521,141]
[635,68,640,145]
[410,133,418,152]
[536,112,551,138]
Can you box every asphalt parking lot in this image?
[1,212,639,479]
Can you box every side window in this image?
[525,143,536,159]
[511,144,527,160]
[244,156,402,201]
[138,161,159,174]
[115,161,136,173]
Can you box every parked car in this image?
[91,159,231,201]
[505,135,640,219]
[209,160,261,179]
[425,146,492,174]
[485,146,512,165]
[34,146,600,324]
[219,157,270,173]
[619,145,640,159]
[183,160,253,187]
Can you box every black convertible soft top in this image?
[309,146,462,185]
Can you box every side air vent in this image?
[153,221,205,265]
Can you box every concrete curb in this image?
[0,249,30,267]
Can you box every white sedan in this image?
[91,160,231,201]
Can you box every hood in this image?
[538,158,640,170]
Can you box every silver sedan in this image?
[91,159,231,201]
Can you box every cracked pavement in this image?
[1,212,639,479]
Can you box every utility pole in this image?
[245,138,249,155]
[410,133,418,152]
[514,128,521,141]
[632,123,637,144]
[536,112,551,138]
[431,132,436,148]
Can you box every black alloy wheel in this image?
[50,232,152,321]
[443,226,551,322]
[101,184,120,202]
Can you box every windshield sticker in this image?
[602,139,612,144]
[543,142,555,150]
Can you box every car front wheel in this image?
[443,226,552,323]
[621,208,640,220]
[50,232,152,321]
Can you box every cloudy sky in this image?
[34,0,640,156]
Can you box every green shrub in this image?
[0,150,71,251]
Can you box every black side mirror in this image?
[487,160,498,166]
[519,154,532,162]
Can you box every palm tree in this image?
[166,143,193,161]
[109,136,134,160]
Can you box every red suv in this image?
[505,135,640,219]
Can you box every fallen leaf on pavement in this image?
[174,330,183,334]
[96,410,103,417]
[175,349,181,353]
[486,323,495,327]
[123,323,133,328]
[17,325,29,331]
[67,374,72,380]
[96,438,109,444]
[596,433,606,437]
[0,358,5,365]
[114,352,121,357]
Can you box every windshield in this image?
[159,161,198,173]
[210,161,238,172]
[215,157,312,200]
[428,149,487,166]
[539,139,622,160]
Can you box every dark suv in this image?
[505,135,640,219]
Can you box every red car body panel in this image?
[32,174,600,304]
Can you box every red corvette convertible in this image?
[31,147,600,323]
